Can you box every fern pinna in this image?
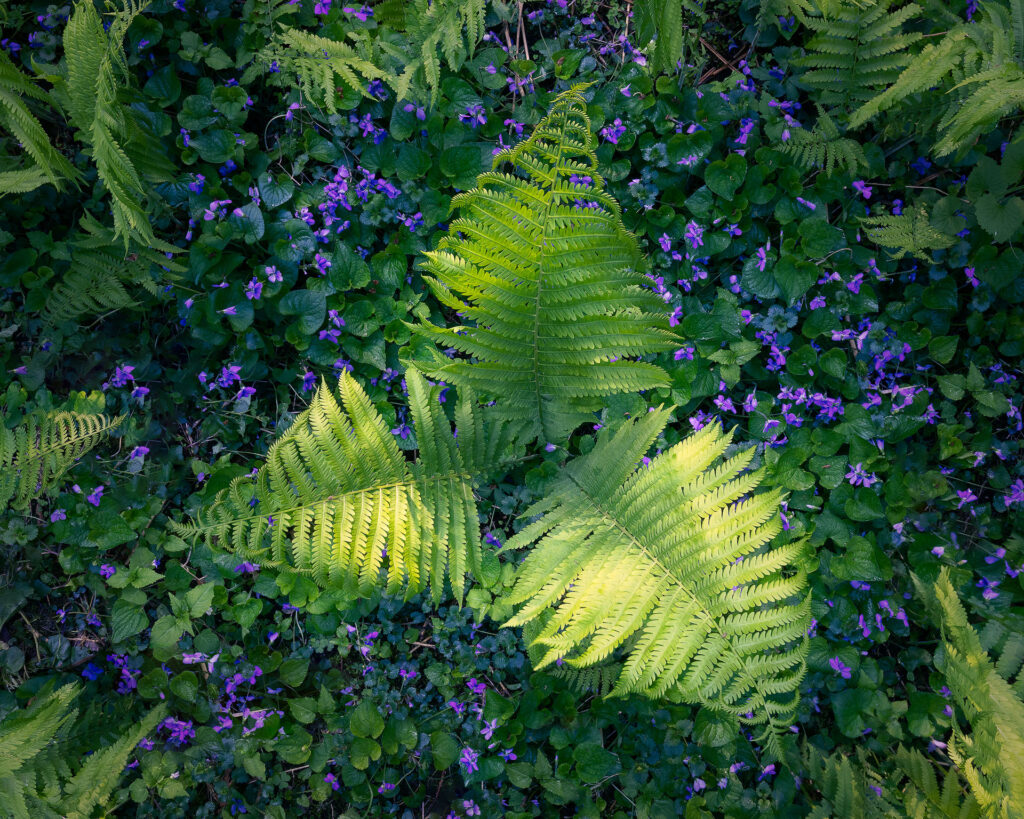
[411,84,678,443]
[0,410,124,513]
[500,409,812,756]
[174,368,522,604]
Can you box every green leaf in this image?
[774,256,818,304]
[350,700,385,739]
[257,173,295,209]
[110,599,148,643]
[150,615,183,654]
[192,130,235,164]
[279,657,309,687]
[704,154,746,200]
[976,194,1024,243]
[928,335,958,364]
[430,730,460,770]
[170,670,199,702]
[279,289,327,334]
[573,742,621,783]
[185,583,215,618]
[937,374,966,401]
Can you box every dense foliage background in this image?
[1,0,1023,816]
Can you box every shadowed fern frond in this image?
[411,84,678,443]
[913,567,1024,816]
[501,410,811,756]
[270,27,396,112]
[850,1,1024,155]
[779,106,867,176]
[173,368,523,604]
[0,50,78,196]
[0,410,124,513]
[861,204,957,261]
[400,0,486,102]
[795,0,922,111]
[0,682,165,819]
[802,744,895,818]
[61,0,155,249]
[896,745,981,819]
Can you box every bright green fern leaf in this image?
[802,745,896,818]
[850,1,1024,155]
[411,84,678,443]
[0,409,124,513]
[779,105,867,176]
[173,368,523,604]
[896,745,981,819]
[501,409,812,756]
[270,27,391,111]
[861,204,957,261]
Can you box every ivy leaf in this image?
[975,194,1024,243]
[279,289,327,334]
[704,154,746,199]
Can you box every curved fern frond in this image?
[913,568,1024,816]
[802,744,896,818]
[778,105,867,176]
[860,204,956,261]
[501,410,811,755]
[0,50,78,195]
[411,84,678,443]
[173,368,523,604]
[0,410,124,513]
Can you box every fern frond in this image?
[0,410,124,513]
[913,568,1024,815]
[860,204,956,261]
[803,745,897,818]
[411,84,678,443]
[43,248,139,326]
[57,703,165,817]
[0,51,77,194]
[173,368,523,604]
[896,746,981,818]
[271,27,388,112]
[62,0,154,249]
[778,105,867,175]
[501,410,811,752]
[795,0,922,110]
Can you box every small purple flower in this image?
[99,563,116,579]
[324,773,340,791]
[852,180,873,199]
[459,746,480,775]
[82,662,104,680]
[829,657,852,679]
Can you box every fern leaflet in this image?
[779,105,867,176]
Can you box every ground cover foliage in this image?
[1,0,1023,816]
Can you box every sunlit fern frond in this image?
[0,410,124,513]
[411,84,678,443]
[501,409,811,756]
[172,368,523,604]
